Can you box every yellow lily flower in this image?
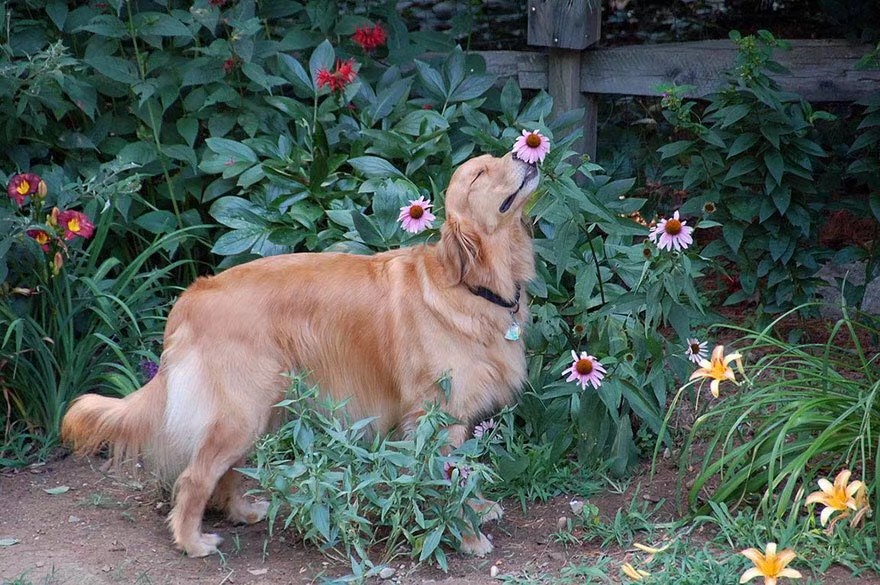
[805,469,863,527]
[740,543,802,585]
[621,562,650,581]
[689,344,743,397]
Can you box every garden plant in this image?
[2,0,880,583]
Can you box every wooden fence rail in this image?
[476,0,880,160]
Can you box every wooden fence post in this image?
[527,0,601,161]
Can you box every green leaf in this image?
[309,40,335,89]
[720,104,750,128]
[449,74,495,102]
[727,133,758,158]
[414,60,446,101]
[419,526,444,561]
[278,53,313,95]
[43,486,70,495]
[45,1,68,30]
[723,157,759,183]
[132,12,192,38]
[349,156,405,179]
[764,149,784,185]
[135,210,176,234]
[205,138,258,164]
[0,538,19,547]
[870,193,880,223]
[84,55,140,84]
[75,14,127,38]
[658,140,692,160]
[351,211,385,247]
[723,222,745,254]
[500,78,521,118]
[310,504,331,541]
[211,227,263,255]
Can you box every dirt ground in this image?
[0,454,875,585]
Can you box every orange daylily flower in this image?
[689,344,743,397]
[740,542,801,585]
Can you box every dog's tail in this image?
[61,374,167,465]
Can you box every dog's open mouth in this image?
[499,164,539,213]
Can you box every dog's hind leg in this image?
[210,461,269,525]
[168,424,254,557]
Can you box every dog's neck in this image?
[459,220,535,302]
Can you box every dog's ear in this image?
[438,216,481,283]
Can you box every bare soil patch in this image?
[0,454,874,584]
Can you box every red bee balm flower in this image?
[7,173,44,206]
[27,229,52,252]
[57,210,95,240]
[353,24,387,51]
[316,58,359,92]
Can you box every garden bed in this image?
[1,453,876,584]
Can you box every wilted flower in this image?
[316,58,358,92]
[352,24,387,51]
[7,173,43,206]
[563,350,607,390]
[57,210,95,240]
[805,469,863,528]
[685,338,708,364]
[397,196,435,234]
[648,210,694,252]
[512,129,550,164]
[740,542,801,585]
[621,563,650,581]
[443,460,471,486]
[26,229,52,252]
[689,344,742,398]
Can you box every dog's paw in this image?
[228,499,270,525]
[459,531,493,556]
[182,533,223,557]
[469,498,504,523]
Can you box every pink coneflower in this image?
[473,419,497,439]
[57,210,95,240]
[26,229,52,252]
[397,196,435,234]
[685,337,708,364]
[512,129,550,164]
[648,210,693,252]
[563,350,606,390]
[352,24,387,51]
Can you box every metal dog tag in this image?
[504,320,521,341]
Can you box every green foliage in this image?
[0,170,200,464]
[244,375,493,571]
[657,30,836,313]
[677,306,880,528]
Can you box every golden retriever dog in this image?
[61,151,538,558]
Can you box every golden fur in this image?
[61,152,539,557]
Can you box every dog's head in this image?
[439,152,539,285]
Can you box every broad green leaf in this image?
[419,527,444,561]
[500,78,521,118]
[764,149,784,185]
[658,140,692,160]
[205,138,258,164]
[0,538,19,546]
[43,486,70,495]
[414,60,446,101]
[349,156,405,179]
[309,40,335,89]
[727,133,758,158]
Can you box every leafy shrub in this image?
[657,30,835,313]
[2,1,714,476]
[244,375,493,571]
